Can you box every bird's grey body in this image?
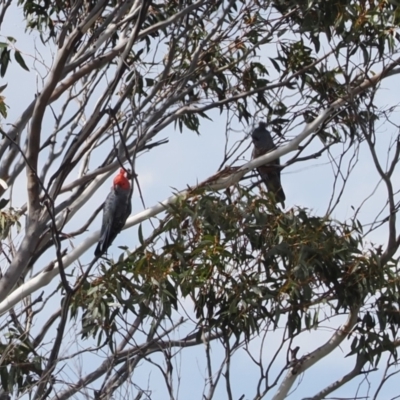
[251,122,286,205]
[95,185,132,257]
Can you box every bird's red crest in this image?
[113,168,130,190]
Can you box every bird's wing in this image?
[258,166,286,203]
[253,146,285,204]
[125,199,132,221]
[95,191,118,254]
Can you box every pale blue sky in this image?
[1,3,400,399]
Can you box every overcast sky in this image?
[2,3,400,399]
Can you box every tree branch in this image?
[272,305,360,400]
[0,59,399,315]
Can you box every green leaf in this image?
[0,49,10,77]
[0,198,8,209]
[138,224,144,245]
[0,101,7,118]
[14,51,29,71]
[268,57,281,72]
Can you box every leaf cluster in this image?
[74,189,395,347]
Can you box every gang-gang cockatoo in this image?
[94,168,132,256]
[251,122,286,205]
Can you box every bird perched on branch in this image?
[94,168,132,257]
[251,122,286,206]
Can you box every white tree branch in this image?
[272,306,360,400]
[303,354,367,400]
[0,60,399,314]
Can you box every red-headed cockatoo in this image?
[94,168,132,256]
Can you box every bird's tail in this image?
[94,224,113,257]
[266,174,286,206]
[274,185,286,203]
[94,242,103,257]
[274,185,286,205]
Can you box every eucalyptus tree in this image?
[0,0,399,399]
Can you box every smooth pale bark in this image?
[272,306,360,400]
[0,60,399,315]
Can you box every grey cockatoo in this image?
[94,168,132,256]
[251,122,286,205]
